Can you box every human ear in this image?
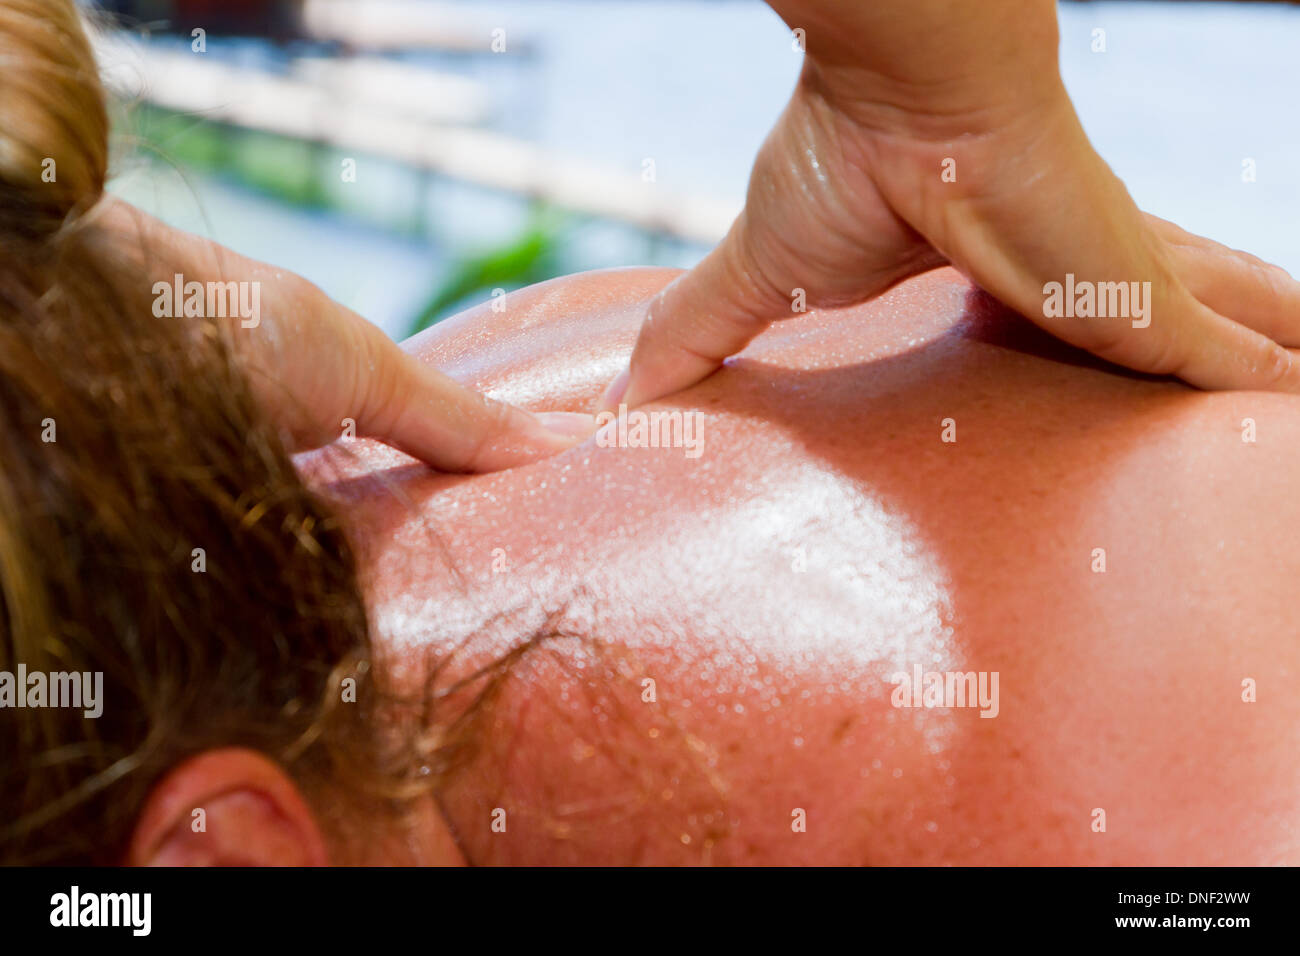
[125,747,329,866]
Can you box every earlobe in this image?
[126,748,329,866]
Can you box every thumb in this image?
[600,211,793,412]
[349,318,596,472]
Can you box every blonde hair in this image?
[0,0,383,864]
[0,0,108,240]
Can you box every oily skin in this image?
[303,267,1300,865]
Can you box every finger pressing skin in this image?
[353,320,595,472]
[930,116,1300,394]
[1077,285,1300,394]
[1157,300,1300,394]
[1144,214,1300,347]
[955,205,1300,394]
[603,214,791,412]
[98,197,595,469]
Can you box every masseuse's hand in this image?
[102,199,594,472]
[602,0,1300,410]
[233,279,596,471]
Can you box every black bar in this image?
[0,866,1281,942]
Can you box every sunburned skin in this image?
[300,266,1300,865]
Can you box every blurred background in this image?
[91,0,1300,339]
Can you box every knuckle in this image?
[1254,341,1295,391]
[1075,319,1146,368]
[462,398,517,472]
[730,221,800,321]
[1139,331,1189,379]
[353,327,400,434]
[1252,261,1296,305]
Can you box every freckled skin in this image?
[303,266,1300,865]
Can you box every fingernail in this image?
[534,411,599,441]
[597,368,630,414]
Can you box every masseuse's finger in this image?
[102,199,595,472]
[343,314,596,473]
[599,215,798,412]
[923,117,1300,395]
[976,234,1300,395]
[1143,214,1300,347]
[1140,297,1300,393]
